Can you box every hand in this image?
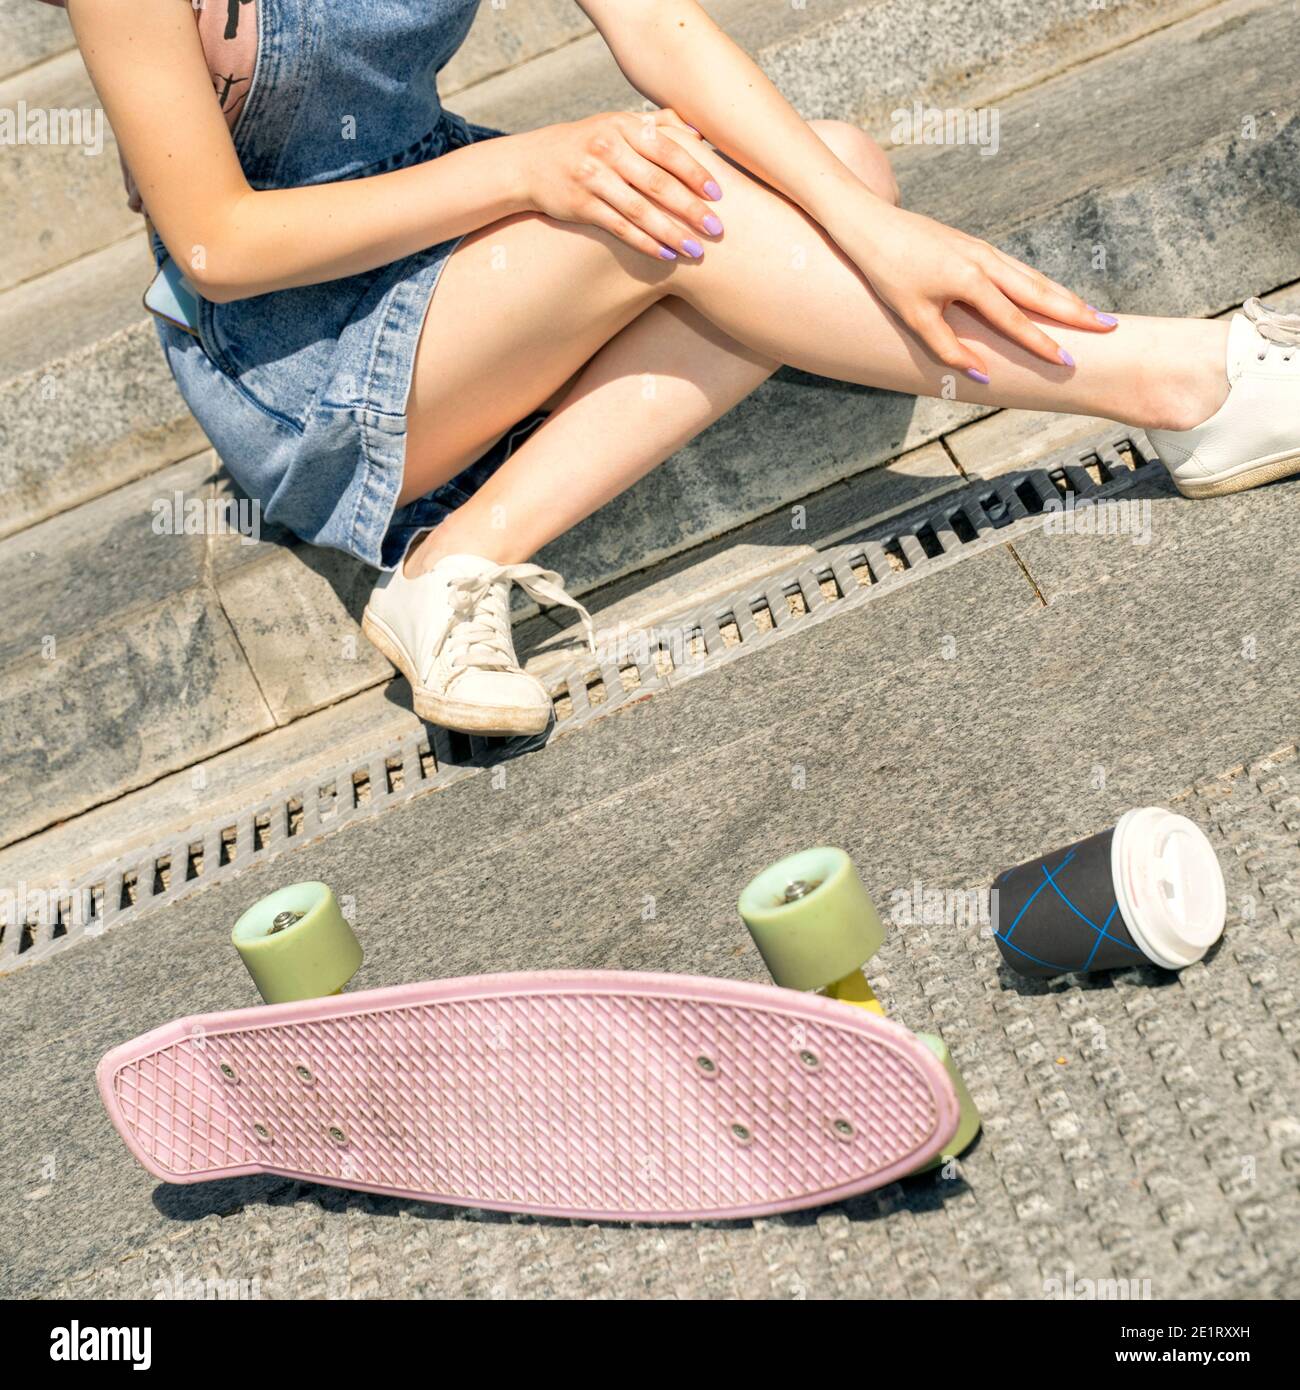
[519,109,723,262]
[835,200,1113,377]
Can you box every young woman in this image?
[57,0,1299,736]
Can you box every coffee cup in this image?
[991,807,1226,978]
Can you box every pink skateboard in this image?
[99,970,961,1222]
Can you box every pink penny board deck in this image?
[99,970,959,1222]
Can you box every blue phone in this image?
[143,254,202,336]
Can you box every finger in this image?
[987,249,1109,331]
[988,246,1063,287]
[590,169,705,259]
[968,282,1072,367]
[911,307,989,381]
[617,146,722,238]
[579,195,680,263]
[990,248,1082,308]
[619,114,722,201]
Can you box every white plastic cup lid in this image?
[1111,807,1226,969]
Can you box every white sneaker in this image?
[1148,298,1300,498]
[362,553,594,736]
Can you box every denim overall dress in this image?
[154,0,541,569]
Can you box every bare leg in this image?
[413,298,776,567]
[401,124,1229,570]
[649,130,1228,432]
[404,122,889,570]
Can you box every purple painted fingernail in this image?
[966,368,990,384]
[682,239,705,259]
[703,179,722,200]
[1091,307,1118,326]
[658,246,678,261]
[702,214,724,236]
[1058,348,1075,368]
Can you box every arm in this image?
[69,0,722,303]
[68,0,530,301]
[580,0,870,232]
[579,0,1109,373]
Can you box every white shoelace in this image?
[1243,296,1300,360]
[440,562,596,675]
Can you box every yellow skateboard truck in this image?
[738,847,981,1165]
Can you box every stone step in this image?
[901,3,1300,319]
[1,0,1221,537]
[0,48,139,295]
[760,0,1226,132]
[455,0,1212,132]
[0,0,73,84]
[0,684,430,902]
[0,434,962,857]
[0,233,209,541]
[0,452,276,849]
[441,0,591,96]
[528,440,966,676]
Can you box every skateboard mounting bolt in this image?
[695,1054,717,1075]
[730,1123,752,1143]
[328,1125,348,1146]
[219,1062,237,1081]
[781,879,817,903]
[295,1064,314,1083]
[269,910,305,935]
[253,1123,271,1141]
[831,1118,855,1140]
[798,1050,819,1069]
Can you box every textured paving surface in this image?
[3,474,1297,1299]
[30,765,1300,1300]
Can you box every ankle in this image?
[402,529,453,579]
[1145,380,1227,434]
[1139,327,1230,433]
[402,524,530,579]
[402,529,488,580]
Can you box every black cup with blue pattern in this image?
[992,827,1152,978]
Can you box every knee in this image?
[808,119,901,206]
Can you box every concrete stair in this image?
[0,0,74,83]
[2,0,1297,877]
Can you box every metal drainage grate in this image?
[0,427,1160,974]
[543,426,1158,714]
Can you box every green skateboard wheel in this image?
[916,1033,981,1163]
[738,847,886,993]
[232,882,362,1004]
